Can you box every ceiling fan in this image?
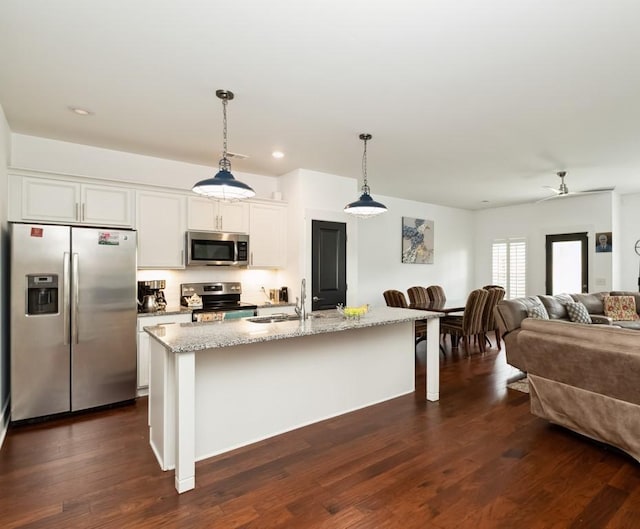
[537,171,615,202]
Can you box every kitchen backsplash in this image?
[137,268,286,308]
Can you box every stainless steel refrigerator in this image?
[10,222,137,421]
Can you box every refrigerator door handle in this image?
[63,252,71,345]
[72,252,80,344]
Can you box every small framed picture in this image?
[595,232,612,253]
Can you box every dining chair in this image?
[383,289,409,308]
[426,285,446,303]
[440,288,489,355]
[383,289,427,352]
[481,286,506,350]
[407,286,431,308]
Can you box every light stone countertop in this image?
[137,306,192,317]
[144,306,443,353]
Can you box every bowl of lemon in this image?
[336,304,369,320]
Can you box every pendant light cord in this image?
[219,97,231,172]
[361,135,370,195]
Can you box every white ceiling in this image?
[2,0,640,210]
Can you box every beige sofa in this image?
[518,318,640,462]
[494,291,640,371]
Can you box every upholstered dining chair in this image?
[481,286,506,350]
[426,285,446,303]
[384,289,426,349]
[440,288,489,355]
[383,289,409,308]
[407,286,431,308]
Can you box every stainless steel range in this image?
[180,282,257,322]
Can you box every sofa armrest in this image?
[590,314,613,325]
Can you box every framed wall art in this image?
[402,217,434,264]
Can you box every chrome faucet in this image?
[295,278,307,320]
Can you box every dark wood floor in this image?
[1,342,639,529]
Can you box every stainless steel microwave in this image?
[185,231,249,266]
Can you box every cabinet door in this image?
[218,201,249,233]
[137,191,186,268]
[187,197,217,231]
[21,177,80,222]
[137,331,151,391]
[82,184,133,227]
[188,197,249,232]
[249,203,286,268]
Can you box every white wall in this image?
[620,192,640,292]
[0,106,11,444]
[474,193,615,295]
[11,134,280,199]
[279,169,360,307]
[358,195,475,306]
[280,169,475,308]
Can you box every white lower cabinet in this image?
[137,313,192,395]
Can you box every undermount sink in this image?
[247,314,301,324]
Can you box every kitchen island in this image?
[145,306,442,493]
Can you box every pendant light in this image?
[192,90,256,200]
[344,133,387,218]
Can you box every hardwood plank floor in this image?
[1,343,638,528]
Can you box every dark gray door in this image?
[311,220,347,310]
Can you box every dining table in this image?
[412,299,466,314]
[410,299,466,352]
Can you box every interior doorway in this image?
[545,233,589,295]
[311,220,347,311]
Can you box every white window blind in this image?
[492,238,526,299]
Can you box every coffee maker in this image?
[137,279,167,313]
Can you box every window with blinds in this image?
[492,238,526,299]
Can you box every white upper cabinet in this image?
[249,202,287,268]
[136,191,187,269]
[81,184,133,226]
[13,175,133,227]
[187,197,249,233]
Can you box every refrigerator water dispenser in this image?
[26,274,58,315]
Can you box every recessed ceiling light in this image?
[272,151,285,159]
[68,106,93,116]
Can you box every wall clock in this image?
[635,240,640,256]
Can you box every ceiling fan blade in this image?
[535,194,564,203]
[576,186,615,194]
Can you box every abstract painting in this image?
[402,217,434,264]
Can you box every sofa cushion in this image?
[609,291,640,315]
[527,305,550,319]
[565,302,592,324]
[539,293,573,319]
[570,292,606,315]
[603,295,640,321]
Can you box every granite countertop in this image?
[137,306,192,317]
[256,302,296,309]
[145,306,443,353]
[138,302,295,318]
